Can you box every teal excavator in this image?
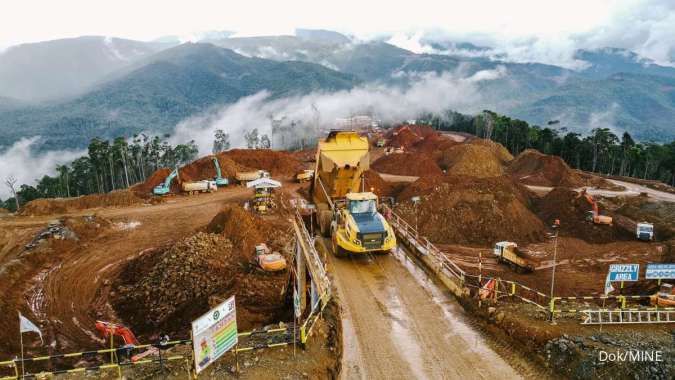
[153,168,179,196]
[212,157,229,187]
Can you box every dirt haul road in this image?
[324,241,524,380]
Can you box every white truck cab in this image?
[636,222,654,241]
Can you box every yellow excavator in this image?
[310,130,396,255]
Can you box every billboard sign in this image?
[608,264,639,282]
[645,263,675,280]
[192,296,238,374]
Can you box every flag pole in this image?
[19,330,25,379]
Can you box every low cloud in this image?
[0,137,83,199]
[171,67,506,155]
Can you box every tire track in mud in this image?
[1,188,250,357]
[325,237,523,380]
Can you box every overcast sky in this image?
[1,0,674,66]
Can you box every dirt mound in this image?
[536,187,628,243]
[223,149,303,177]
[206,205,276,261]
[292,148,317,163]
[363,170,396,198]
[614,196,675,241]
[130,168,171,195]
[508,149,584,187]
[414,132,458,154]
[0,208,8,215]
[112,205,293,336]
[468,139,514,164]
[372,153,443,177]
[20,190,144,216]
[387,127,423,149]
[180,154,240,183]
[439,143,507,178]
[395,175,546,246]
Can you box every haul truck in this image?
[310,130,396,255]
[493,241,537,273]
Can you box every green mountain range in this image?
[1,31,674,152]
[0,43,357,150]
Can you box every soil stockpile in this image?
[130,168,171,195]
[20,190,144,216]
[180,154,241,183]
[371,153,443,177]
[111,205,292,336]
[0,208,8,215]
[536,187,628,243]
[395,175,546,246]
[414,132,458,154]
[386,126,423,149]
[614,196,675,241]
[468,139,514,164]
[224,149,303,177]
[439,142,508,178]
[508,149,583,187]
[363,170,398,198]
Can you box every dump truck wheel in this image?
[319,210,332,237]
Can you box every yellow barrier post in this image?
[511,282,516,296]
[549,297,558,324]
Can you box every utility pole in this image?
[549,219,560,324]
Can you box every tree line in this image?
[422,111,675,186]
[1,134,201,212]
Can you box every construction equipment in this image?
[182,180,217,195]
[578,189,613,225]
[636,222,654,241]
[235,170,270,184]
[650,283,675,307]
[310,130,396,255]
[95,321,158,362]
[247,177,281,213]
[212,157,229,186]
[376,138,385,147]
[153,168,179,196]
[493,241,536,273]
[255,243,287,271]
[296,169,314,183]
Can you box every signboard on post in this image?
[608,264,640,282]
[645,263,675,279]
[192,296,238,374]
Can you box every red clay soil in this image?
[439,142,508,178]
[363,169,405,198]
[20,190,145,216]
[130,168,171,195]
[414,132,458,154]
[535,187,631,243]
[111,204,293,336]
[385,124,442,151]
[395,175,546,246]
[508,149,584,187]
[179,154,241,183]
[223,149,304,178]
[371,152,443,177]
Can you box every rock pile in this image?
[112,233,237,333]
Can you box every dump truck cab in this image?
[310,130,396,255]
[636,222,654,241]
[331,192,396,254]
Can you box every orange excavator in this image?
[95,321,158,362]
[578,189,613,225]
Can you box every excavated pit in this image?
[110,205,293,338]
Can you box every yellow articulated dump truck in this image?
[310,130,396,256]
